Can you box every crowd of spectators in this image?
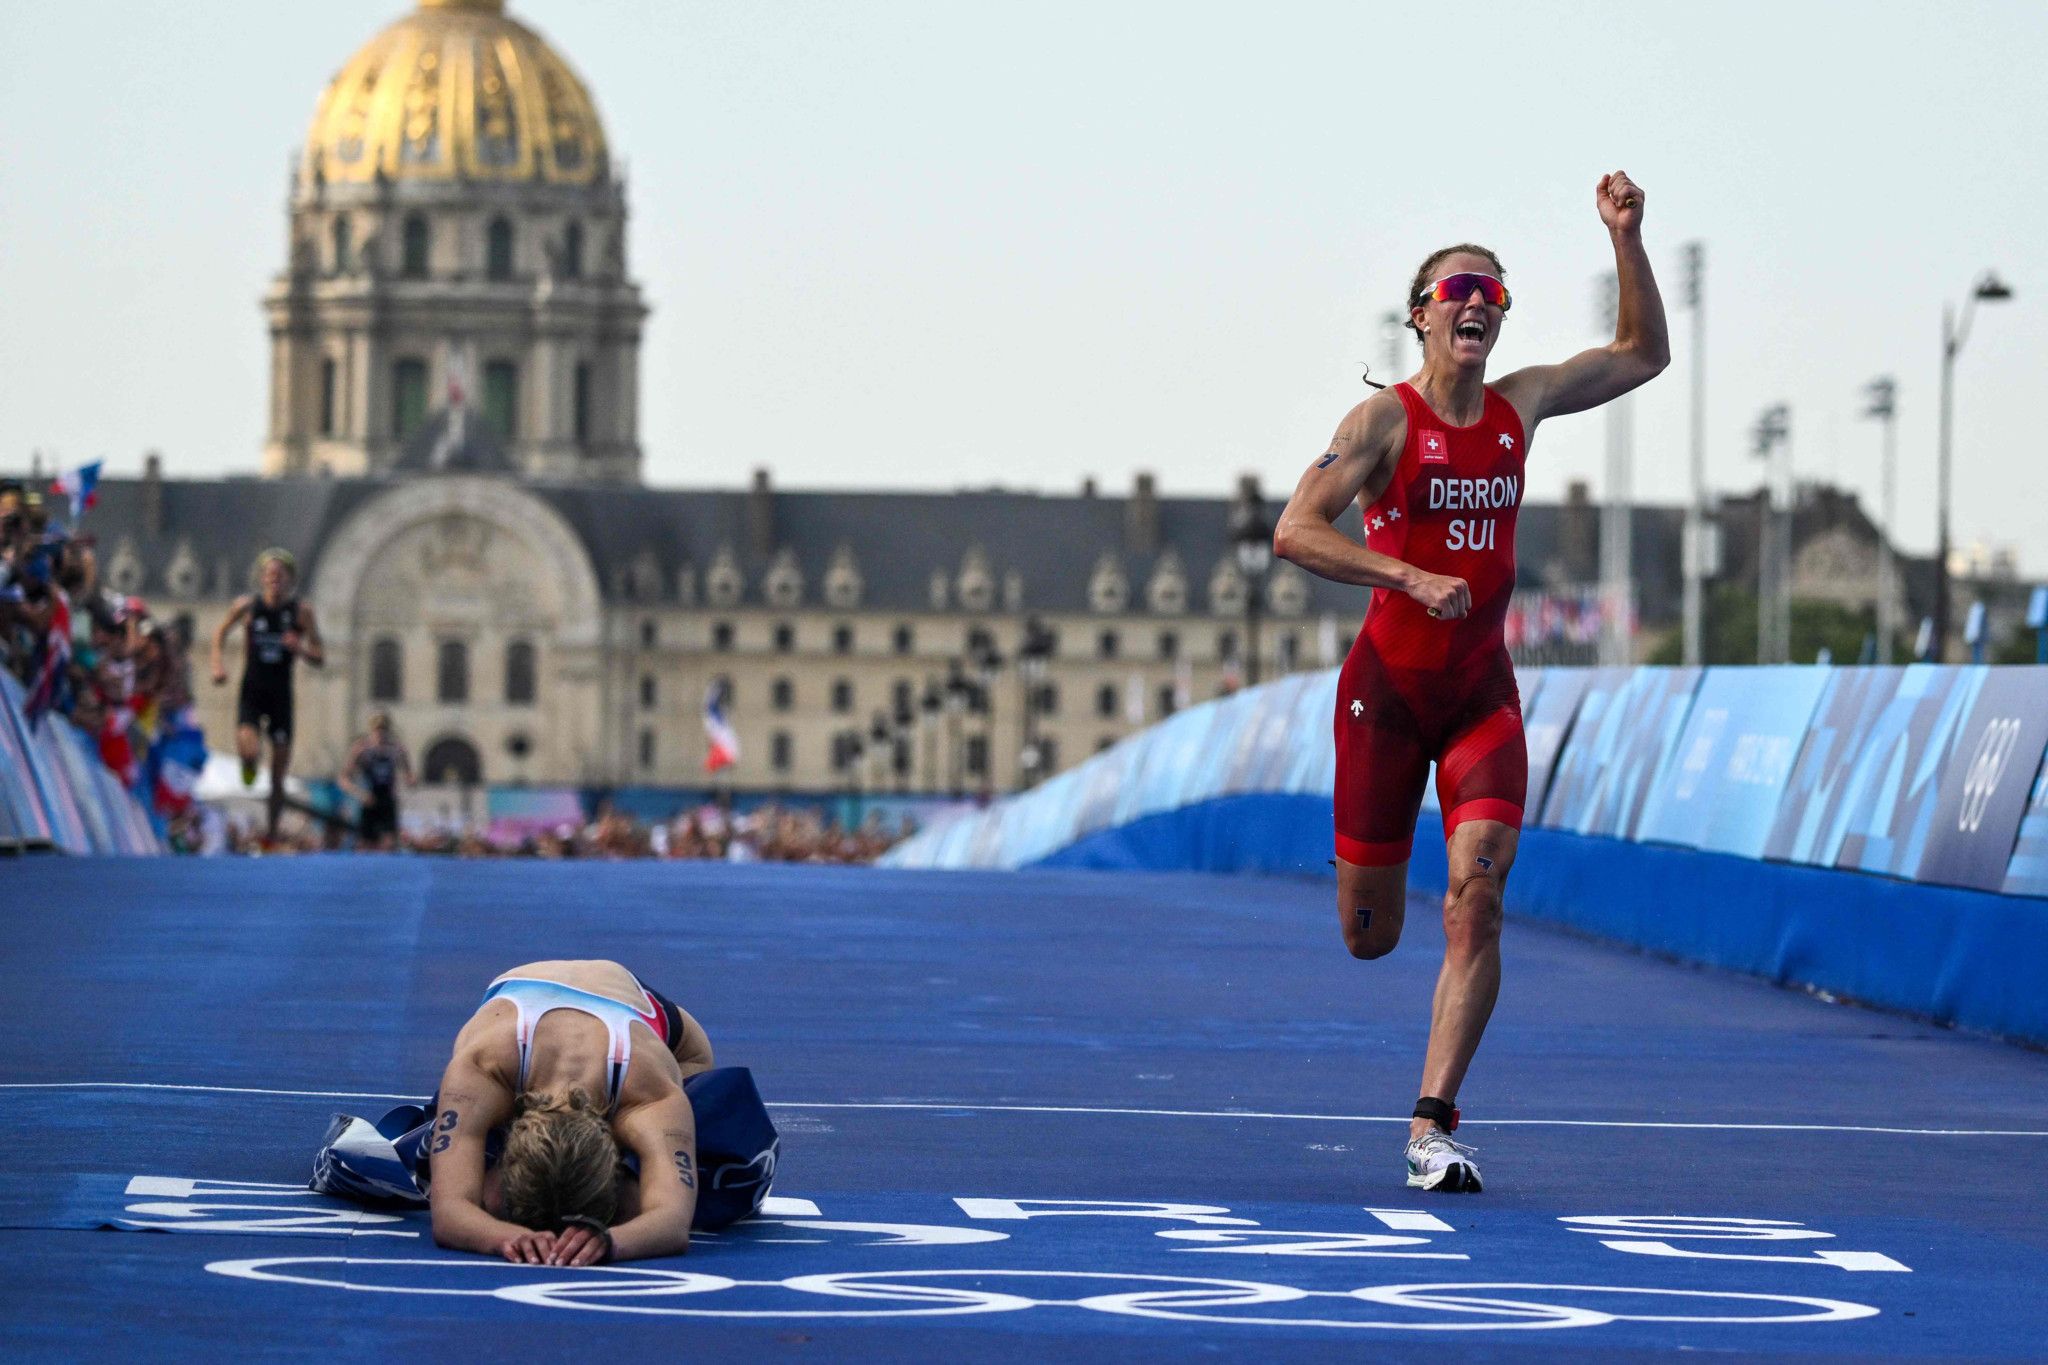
[211,798,912,863]
[1,480,207,833]
[8,476,911,865]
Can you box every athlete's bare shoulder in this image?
[1322,387,1406,474]
[1487,371,1544,437]
[1319,386,1409,506]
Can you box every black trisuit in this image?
[354,741,402,843]
[237,596,301,746]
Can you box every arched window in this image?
[437,639,469,704]
[562,220,584,279]
[331,215,351,272]
[504,640,536,705]
[487,216,515,280]
[423,736,482,787]
[402,214,430,278]
[369,637,403,702]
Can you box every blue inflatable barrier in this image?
[0,671,161,855]
[884,663,2048,1043]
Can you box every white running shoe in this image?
[1404,1128,1483,1192]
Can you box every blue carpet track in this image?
[1,856,2044,1360]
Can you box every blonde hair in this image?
[497,1089,621,1232]
[250,547,298,589]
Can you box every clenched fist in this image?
[1597,170,1645,233]
[1408,572,1471,621]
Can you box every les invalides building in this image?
[59,0,1725,802]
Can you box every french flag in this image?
[148,713,209,818]
[50,460,102,520]
[702,678,739,774]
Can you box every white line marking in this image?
[1364,1208,1456,1232]
[0,1082,424,1101]
[5,1083,2045,1137]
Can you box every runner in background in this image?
[209,549,323,846]
[341,711,412,851]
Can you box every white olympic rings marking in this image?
[203,1258,1878,1330]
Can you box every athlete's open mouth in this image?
[1455,319,1487,342]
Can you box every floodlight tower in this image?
[1862,377,1899,662]
[1932,271,2014,659]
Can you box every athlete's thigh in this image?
[1333,687,1433,869]
[1432,700,1527,846]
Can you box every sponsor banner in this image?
[1522,667,1590,820]
[1539,668,1701,838]
[1636,667,1832,857]
[2002,758,2048,898]
[1915,667,2048,892]
[1763,665,1982,879]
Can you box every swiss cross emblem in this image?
[1499,433,1515,449]
[1420,430,1449,464]
[1370,515,1385,530]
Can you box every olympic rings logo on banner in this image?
[1958,716,2023,833]
[205,1258,1878,1332]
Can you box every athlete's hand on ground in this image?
[1408,572,1471,621]
[545,1224,611,1267]
[498,1229,557,1264]
[1597,170,1644,233]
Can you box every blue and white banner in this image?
[2003,757,2048,898]
[1765,666,1981,879]
[1913,666,2048,892]
[1636,667,1832,857]
[1538,667,1701,839]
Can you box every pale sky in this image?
[3,0,2044,571]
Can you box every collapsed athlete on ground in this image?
[428,959,715,1265]
[1274,171,1668,1191]
[208,549,323,844]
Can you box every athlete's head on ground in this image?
[1406,244,1508,371]
[497,1088,621,1233]
[251,548,297,598]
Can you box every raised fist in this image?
[1597,170,1644,233]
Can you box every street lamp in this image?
[1230,476,1273,686]
[1862,377,1898,662]
[943,660,970,796]
[1015,615,1055,789]
[1680,242,1707,667]
[1933,271,2014,660]
[1751,404,1791,664]
[919,680,942,793]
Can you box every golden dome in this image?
[303,0,607,189]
